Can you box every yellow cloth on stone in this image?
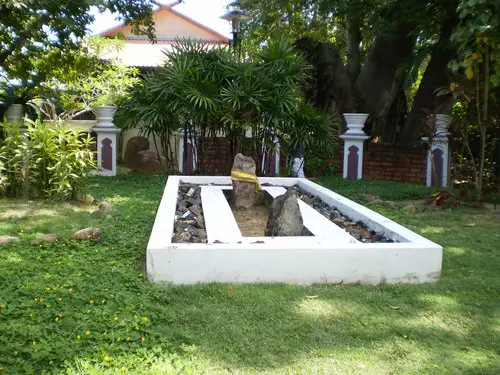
[231,169,262,191]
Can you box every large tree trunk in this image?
[354,24,415,118]
[295,37,353,114]
[345,16,361,85]
[399,16,459,146]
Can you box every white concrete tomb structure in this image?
[147,176,442,285]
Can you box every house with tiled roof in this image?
[99,1,228,70]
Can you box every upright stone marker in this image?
[265,189,304,236]
[231,153,258,209]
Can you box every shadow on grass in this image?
[0,174,498,374]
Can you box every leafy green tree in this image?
[449,0,500,198]
[0,0,155,94]
[42,37,140,119]
[239,0,460,146]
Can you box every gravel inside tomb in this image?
[172,183,394,243]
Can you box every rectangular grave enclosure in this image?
[147,176,442,285]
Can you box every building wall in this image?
[101,8,226,41]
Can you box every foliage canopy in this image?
[115,38,336,174]
[0,0,155,98]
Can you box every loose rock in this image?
[366,199,384,206]
[189,205,202,217]
[98,201,112,212]
[77,194,96,205]
[124,136,150,167]
[31,233,62,245]
[384,200,397,208]
[133,150,167,174]
[364,194,379,203]
[0,235,21,246]
[196,214,205,229]
[265,189,304,236]
[403,204,417,215]
[71,227,103,241]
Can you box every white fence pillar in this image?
[422,114,452,187]
[93,106,120,177]
[340,113,370,179]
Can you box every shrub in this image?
[0,120,96,200]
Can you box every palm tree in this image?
[115,37,335,175]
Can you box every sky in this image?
[89,0,233,38]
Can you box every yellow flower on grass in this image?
[104,355,110,362]
[89,300,94,305]
[77,335,81,340]
[68,288,73,293]
[34,298,38,302]
[58,298,62,302]
[32,341,36,345]
[114,317,118,321]
[142,316,148,322]
[85,330,91,336]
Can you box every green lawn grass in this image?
[0,175,499,374]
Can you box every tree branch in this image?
[0,16,42,66]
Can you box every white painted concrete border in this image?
[147,176,443,285]
[201,187,242,243]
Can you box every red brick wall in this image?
[331,143,427,185]
[201,137,230,175]
[201,138,427,185]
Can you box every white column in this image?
[177,131,197,174]
[6,104,23,123]
[340,113,370,179]
[178,132,184,173]
[93,106,120,177]
[5,104,28,134]
[274,140,280,176]
[422,114,452,187]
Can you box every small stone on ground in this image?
[77,194,96,205]
[71,228,103,241]
[403,204,418,214]
[98,201,112,212]
[31,233,62,245]
[366,199,384,206]
[0,235,21,246]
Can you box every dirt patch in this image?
[231,204,270,237]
